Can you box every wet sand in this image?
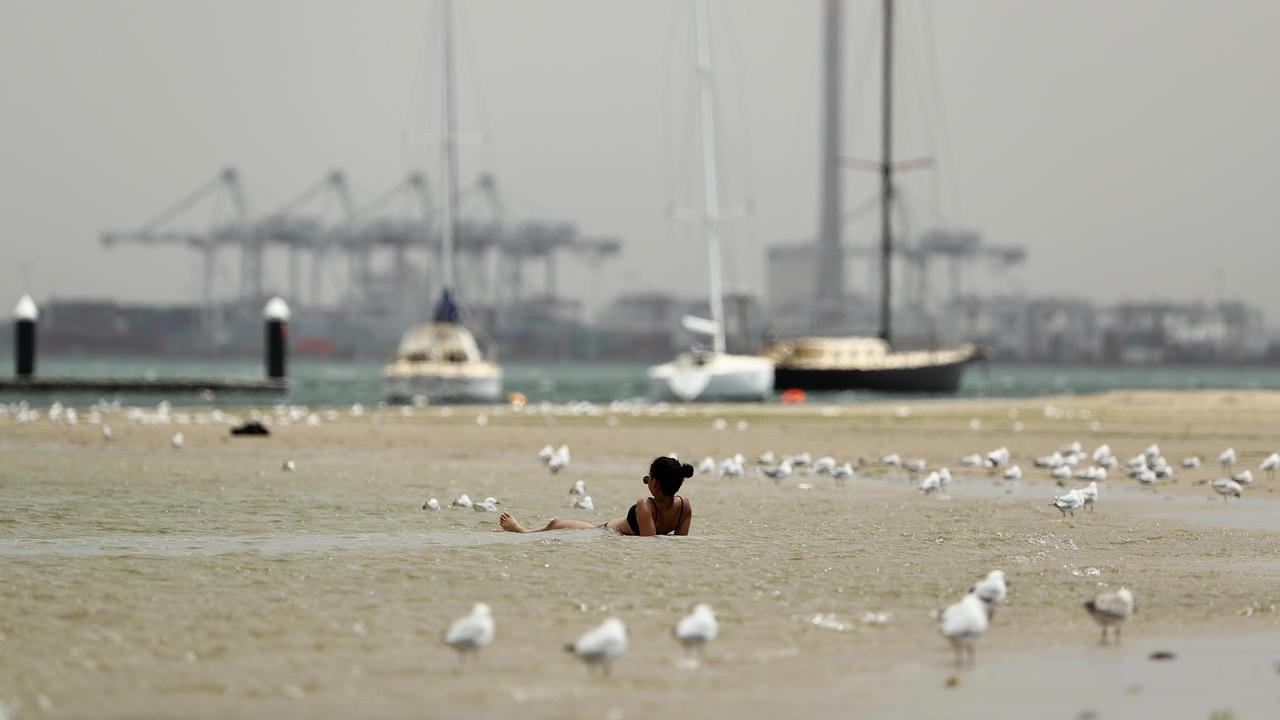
[1,391,1278,719]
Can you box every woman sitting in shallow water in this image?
[498,456,694,536]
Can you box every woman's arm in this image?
[634,498,658,536]
[676,497,692,536]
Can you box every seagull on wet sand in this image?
[938,593,988,666]
[1260,452,1280,479]
[761,459,793,483]
[452,494,473,509]
[1078,481,1099,510]
[444,602,495,658]
[674,603,718,652]
[1232,470,1254,485]
[1212,478,1243,500]
[1219,447,1236,471]
[813,456,836,475]
[919,471,944,496]
[969,570,1008,619]
[1002,465,1023,481]
[423,498,442,510]
[832,463,854,485]
[1052,489,1084,517]
[1084,588,1135,644]
[566,618,628,675]
[473,498,500,512]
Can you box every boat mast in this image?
[693,0,726,355]
[439,0,459,300]
[816,0,844,328]
[878,0,894,344]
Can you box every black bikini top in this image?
[626,496,684,535]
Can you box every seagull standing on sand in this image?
[919,471,943,496]
[762,459,793,483]
[757,451,776,465]
[570,480,586,496]
[1182,456,1202,469]
[697,456,716,474]
[548,446,571,474]
[937,593,988,666]
[473,498,500,512]
[1051,465,1071,480]
[969,570,1008,619]
[422,498,442,510]
[1260,452,1280,479]
[832,463,854,485]
[282,460,296,472]
[674,604,718,652]
[880,453,903,467]
[1212,478,1243,500]
[813,456,836,475]
[444,603,495,658]
[1231,470,1254,485]
[985,447,1010,471]
[1002,465,1022,481]
[1084,588,1135,644]
[566,618,628,675]
[537,445,555,462]
[1078,481,1099,511]
[573,496,594,510]
[960,454,982,467]
[452,494,473,509]
[1052,490,1084,517]
[1219,447,1236,471]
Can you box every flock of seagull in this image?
[443,602,718,675]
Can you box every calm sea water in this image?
[6,358,1280,406]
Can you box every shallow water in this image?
[2,397,1280,718]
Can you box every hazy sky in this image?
[2,1,1278,321]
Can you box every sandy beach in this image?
[2,390,1279,719]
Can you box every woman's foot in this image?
[499,512,529,533]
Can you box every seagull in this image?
[1091,444,1112,463]
[573,496,594,510]
[959,454,982,467]
[757,451,776,465]
[696,457,716,474]
[1060,441,1083,455]
[969,570,1008,619]
[1261,452,1280,479]
[905,458,928,475]
[673,603,718,652]
[986,447,1010,469]
[422,498,442,511]
[1084,588,1135,644]
[1142,444,1161,460]
[444,603,495,658]
[1052,489,1084,517]
[813,456,836,475]
[170,432,184,449]
[101,425,113,441]
[762,459,793,483]
[937,593,988,666]
[566,618,628,675]
[452,494,473,509]
[569,480,586,496]
[281,460,296,472]
[792,452,813,467]
[548,446,570,474]
[880,453,903,467]
[938,468,952,487]
[1219,447,1236,471]
[832,463,854,485]
[1051,465,1071,480]
[537,445,555,462]
[1136,469,1157,485]
[1181,456,1201,469]
[473,498,500,512]
[718,457,744,477]
[1212,478,1243,500]
[1002,465,1023,481]
[1078,481,1099,511]
[919,471,943,496]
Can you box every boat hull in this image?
[382,372,502,404]
[774,357,973,394]
[648,354,774,402]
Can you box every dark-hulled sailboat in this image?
[763,0,982,394]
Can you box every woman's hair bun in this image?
[681,462,695,479]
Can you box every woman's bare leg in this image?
[499,512,596,533]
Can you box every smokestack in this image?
[13,294,37,378]
[263,297,290,380]
[816,0,845,326]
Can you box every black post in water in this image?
[14,294,37,378]
[263,297,290,380]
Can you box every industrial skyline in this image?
[3,1,1279,322]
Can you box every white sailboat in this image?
[383,0,502,403]
[647,0,774,403]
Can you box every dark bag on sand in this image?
[230,420,271,437]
